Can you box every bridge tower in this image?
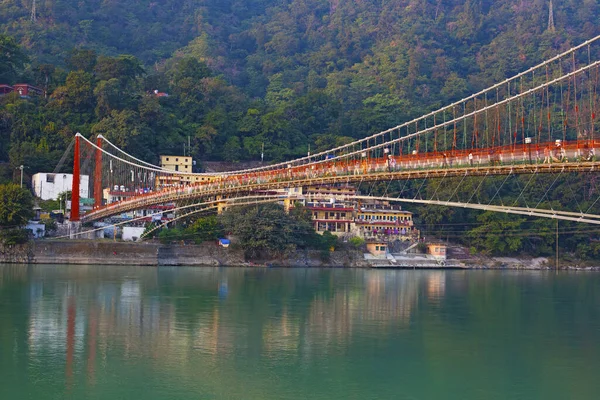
[71,133,81,222]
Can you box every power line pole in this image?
[31,0,37,23]
[548,0,555,33]
[18,165,24,188]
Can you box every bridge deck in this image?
[82,161,600,222]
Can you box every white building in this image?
[32,173,89,201]
[122,227,146,241]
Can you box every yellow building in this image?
[307,201,355,236]
[366,241,388,256]
[304,184,357,236]
[304,184,357,202]
[158,155,217,186]
[301,185,420,241]
[158,155,192,185]
[161,155,192,173]
[355,203,418,242]
[427,243,447,260]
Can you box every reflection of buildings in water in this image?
[363,272,418,325]
[27,278,171,368]
[0,264,28,288]
[22,268,453,380]
[28,289,86,357]
[193,308,221,357]
[192,306,240,362]
[120,279,140,298]
[303,271,449,351]
[305,292,355,351]
[262,308,300,356]
[426,271,446,303]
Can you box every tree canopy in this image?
[0,183,33,228]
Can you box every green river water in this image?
[0,265,599,399]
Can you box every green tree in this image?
[51,71,95,114]
[95,55,145,88]
[91,109,144,149]
[223,136,242,162]
[221,203,314,259]
[66,48,97,72]
[349,236,365,249]
[185,215,223,244]
[94,78,123,118]
[467,212,525,255]
[0,184,33,228]
[0,34,27,83]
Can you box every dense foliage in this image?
[0,183,34,244]
[3,1,599,168]
[1,1,600,256]
[221,203,330,259]
[157,214,224,244]
[0,183,33,227]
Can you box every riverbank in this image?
[0,240,369,268]
[1,240,599,269]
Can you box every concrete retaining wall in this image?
[28,240,242,266]
[0,240,366,267]
[31,241,161,265]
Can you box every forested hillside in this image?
[2,0,600,256]
[2,0,599,165]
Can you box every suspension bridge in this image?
[60,35,600,236]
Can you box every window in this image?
[175,165,179,171]
[176,158,179,162]
[46,174,55,183]
[166,158,169,161]
[330,212,335,217]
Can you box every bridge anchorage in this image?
[58,34,600,238]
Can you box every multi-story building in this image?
[355,202,418,242]
[304,184,357,202]
[161,155,192,173]
[158,155,193,186]
[32,173,89,200]
[158,155,217,186]
[307,200,355,235]
[302,185,419,243]
[301,185,419,241]
[304,185,356,236]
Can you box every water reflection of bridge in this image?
[21,268,449,366]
